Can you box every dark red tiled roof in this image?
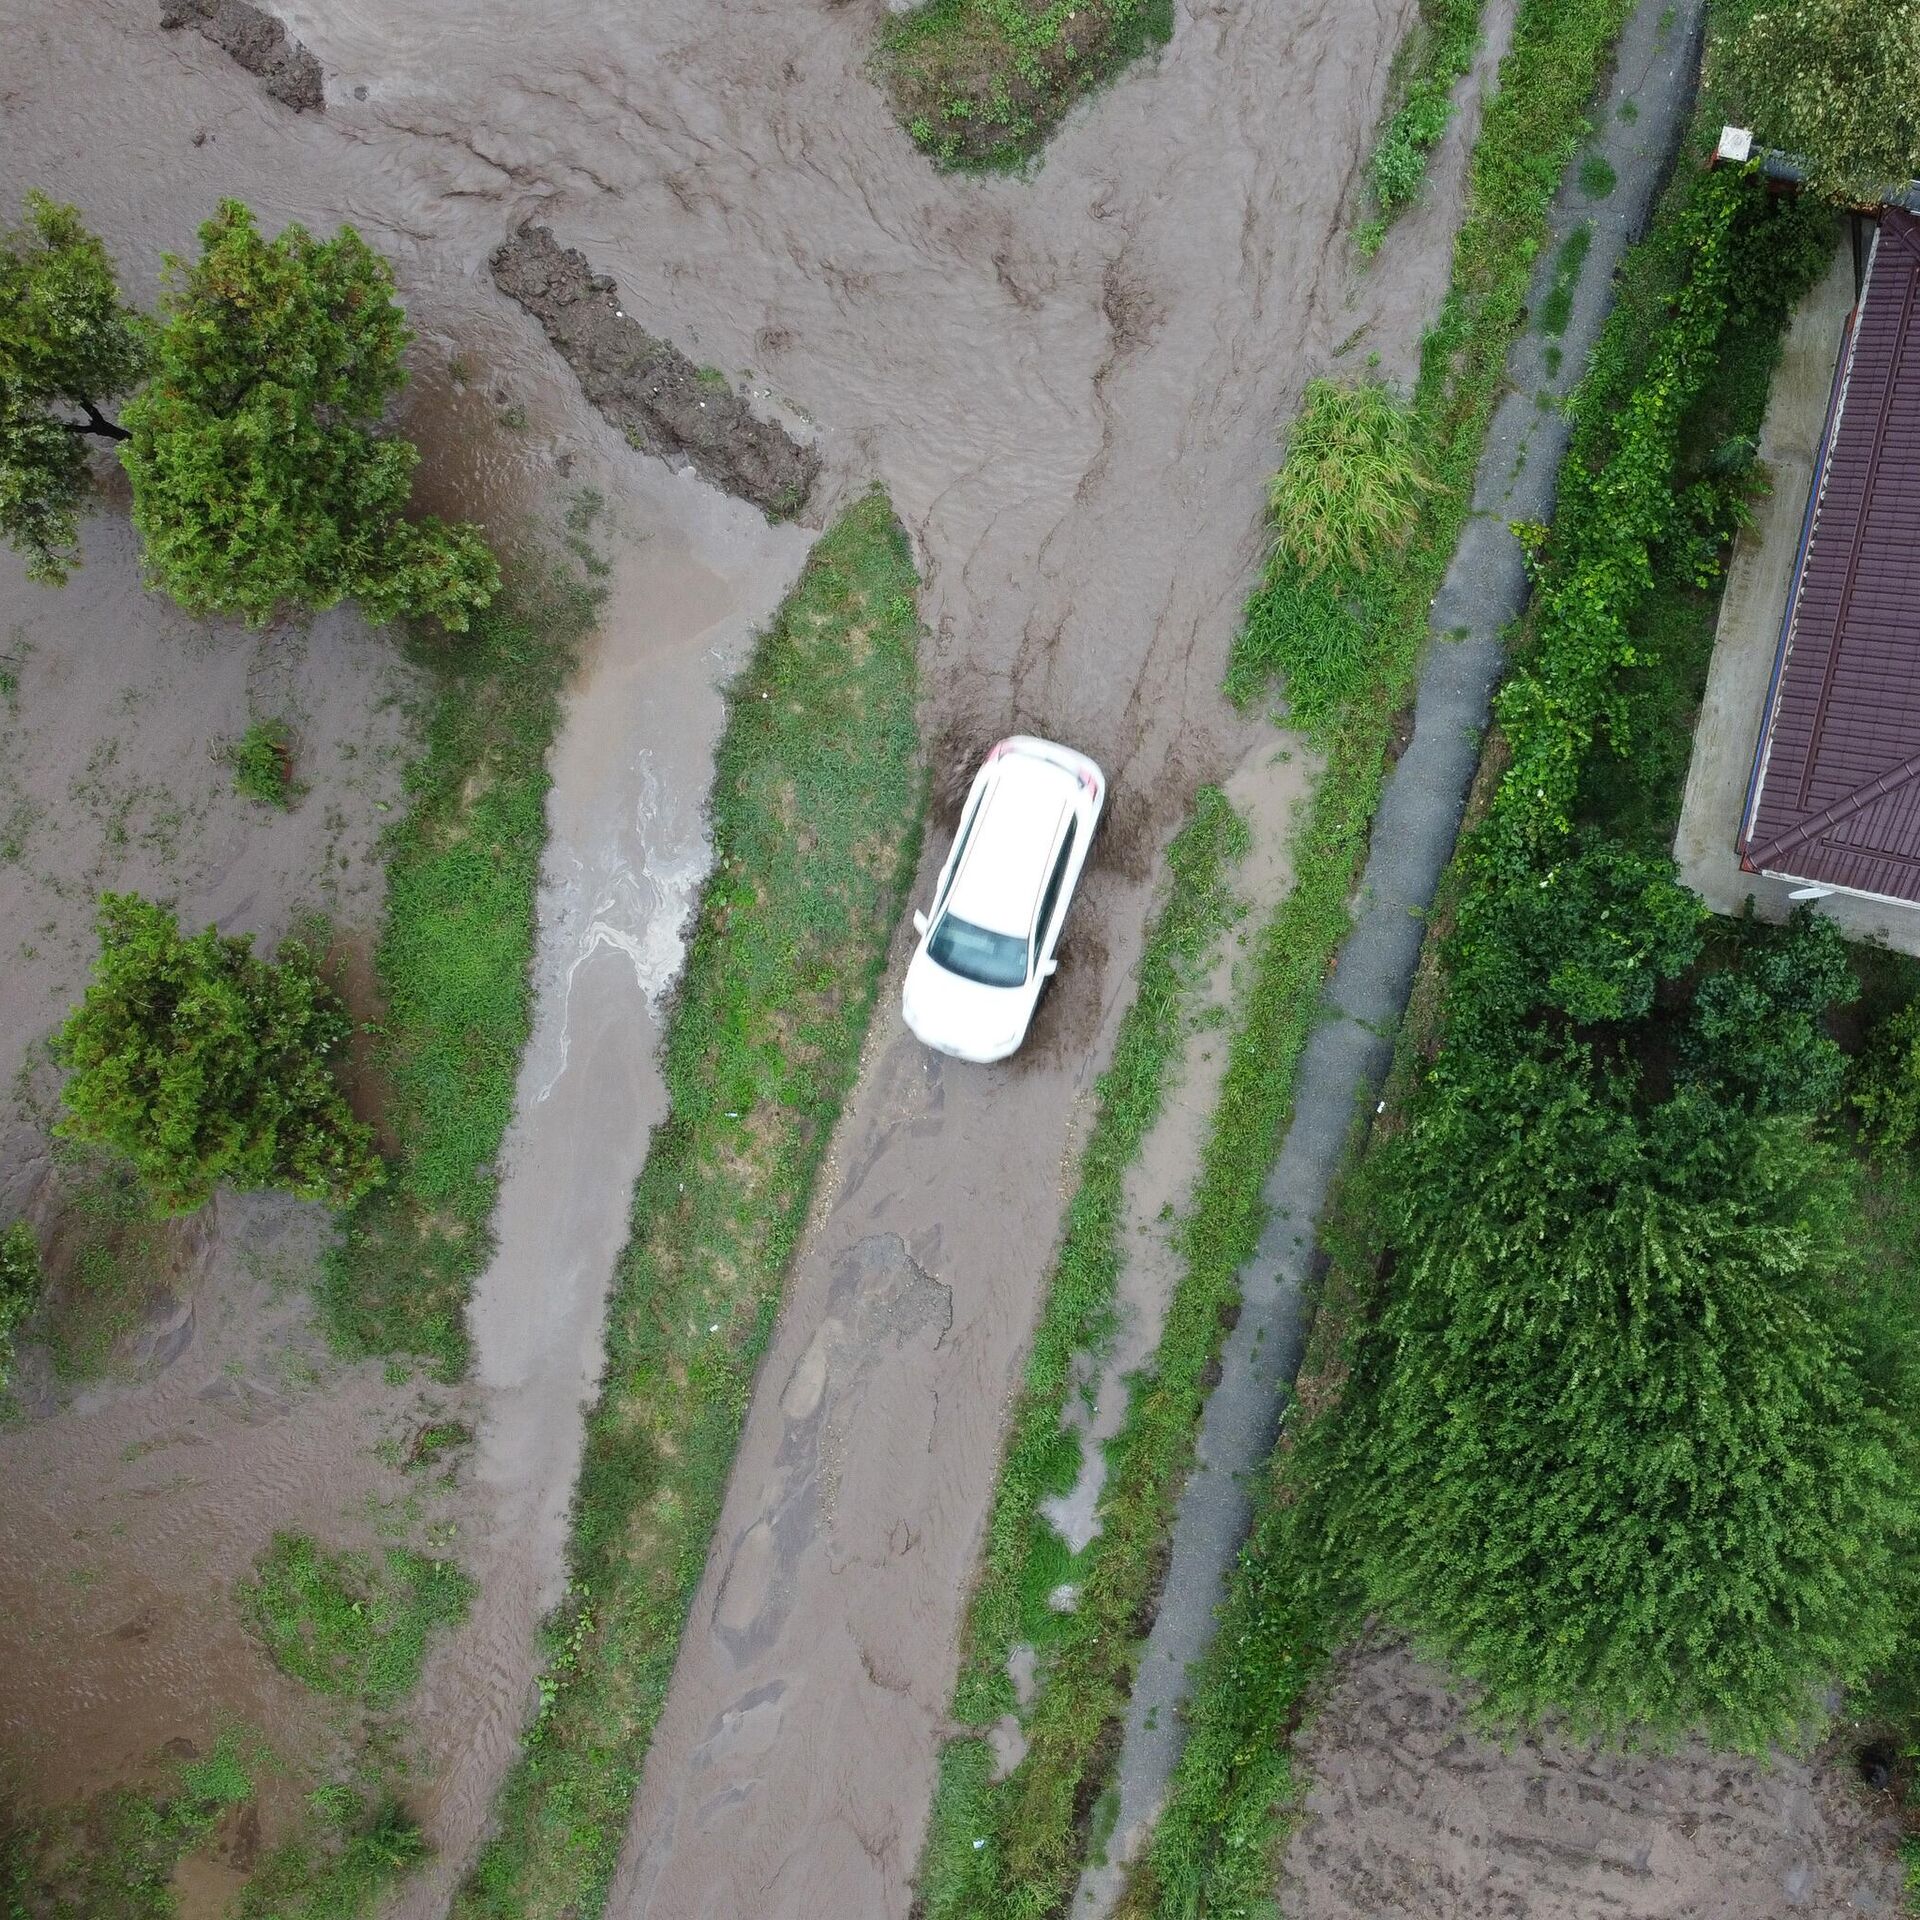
[1741,209,1920,902]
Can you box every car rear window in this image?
[928,913,1029,988]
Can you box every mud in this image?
[492,225,820,519]
[4,0,1496,1905]
[158,0,322,112]
[1280,1642,1907,1919]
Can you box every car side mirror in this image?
[913,910,929,935]
[1042,957,1058,977]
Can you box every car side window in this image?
[1035,818,1076,952]
[942,796,982,905]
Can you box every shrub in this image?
[1710,0,1920,203]
[1853,1002,1920,1153]
[1445,834,1704,1041]
[53,893,380,1214]
[1680,905,1856,1116]
[122,201,498,631]
[0,192,147,584]
[1339,1053,1915,1749]
[1267,377,1433,578]
[0,1220,44,1391]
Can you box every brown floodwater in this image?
[2,0,1478,1907]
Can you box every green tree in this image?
[54,894,381,1215]
[1712,0,1920,203]
[0,1220,45,1391]
[121,201,497,630]
[1852,1001,1920,1153]
[0,193,148,585]
[1337,1051,1915,1749]
[1681,904,1856,1116]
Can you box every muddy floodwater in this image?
[6,0,1477,1908]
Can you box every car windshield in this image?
[928,912,1029,988]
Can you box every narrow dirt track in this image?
[1,0,1474,1909]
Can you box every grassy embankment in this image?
[319,545,600,1377]
[1356,0,1486,252]
[1122,65,1892,1920]
[875,0,1173,170]
[912,0,1644,1911]
[454,488,923,1919]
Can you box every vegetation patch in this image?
[1358,0,1487,252]
[238,1531,474,1708]
[455,487,923,1920]
[875,0,1173,171]
[229,719,296,808]
[0,1219,44,1391]
[320,557,599,1376]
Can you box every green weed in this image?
[1538,222,1592,335]
[455,488,923,1920]
[1580,150,1619,196]
[1363,0,1486,231]
[237,1532,474,1707]
[230,719,295,808]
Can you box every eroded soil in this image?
[492,224,820,518]
[1280,1642,1907,1919]
[157,0,323,112]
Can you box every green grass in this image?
[453,487,923,1920]
[914,788,1251,1916]
[237,1532,474,1708]
[1359,0,1487,252]
[875,0,1174,170]
[0,1733,255,1920]
[319,559,599,1376]
[913,0,1643,1905]
[230,718,295,808]
[235,1790,429,1920]
[1580,149,1619,196]
[1538,221,1592,336]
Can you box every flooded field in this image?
[4,0,1489,1908]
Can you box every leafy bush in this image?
[1852,1001,1920,1153]
[0,192,147,584]
[122,201,497,631]
[1710,0,1920,202]
[230,718,294,808]
[1681,905,1856,1116]
[1339,1053,1914,1749]
[238,1532,473,1707]
[0,1220,43,1391]
[1268,377,1433,578]
[1445,833,1704,1041]
[54,893,379,1214]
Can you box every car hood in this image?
[901,949,1029,1062]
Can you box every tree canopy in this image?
[1334,1050,1916,1750]
[1713,0,1920,202]
[0,192,148,584]
[121,200,497,629]
[55,894,381,1215]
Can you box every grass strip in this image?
[455,486,923,1920]
[911,0,1640,1910]
[875,0,1173,171]
[319,558,599,1376]
[1357,0,1488,254]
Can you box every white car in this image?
[902,735,1105,1063]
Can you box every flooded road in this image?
[5,0,1478,1904]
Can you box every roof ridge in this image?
[1748,748,1920,869]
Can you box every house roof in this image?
[1740,209,1920,903]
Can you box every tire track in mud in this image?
[2,0,1479,1907]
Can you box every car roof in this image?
[948,755,1075,938]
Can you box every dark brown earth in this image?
[157,0,323,112]
[491,224,820,519]
[1280,1643,1908,1920]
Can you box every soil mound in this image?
[490,224,817,520]
[159,0,323,110]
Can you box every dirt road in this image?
[5,0,1471,1905]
